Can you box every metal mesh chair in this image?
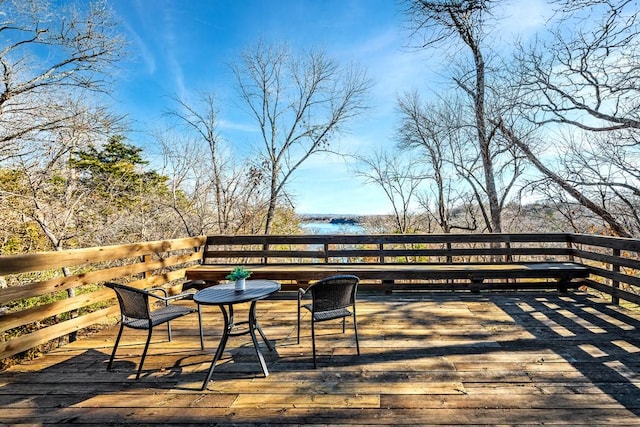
[297,275,360,368]
[105,282,204,379]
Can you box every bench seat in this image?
[186,262,590,292]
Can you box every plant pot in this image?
[235,278,246,291]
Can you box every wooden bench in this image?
[185,234,591,293]
[185,262,589,293]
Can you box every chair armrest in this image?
[147,287,168,298]
[148,286,197,303]
[145,287,171,306]
[163,289,197,302]
[183,280,208,291]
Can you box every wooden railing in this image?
[0,236,205,361]
[1,233,639,362]
[202,233,579,264]
[568,234,640,306]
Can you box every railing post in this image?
[379,242,394,293]
[324,242,329,263]
[504,235,512,263]
[142,254,151,278]
[262,242,268,264]
[195,246,203,264]
[612,248,620,305]
[566,238,575,263]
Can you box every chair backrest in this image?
[105,282,151,320]
[308,275,359,313]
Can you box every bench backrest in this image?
[202,233,577,265]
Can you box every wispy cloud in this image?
[124,25,156,73]
[218,119,257,133]
[160,1,187,101]
[115,0,156,74]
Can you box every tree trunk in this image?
[494,118,631,238]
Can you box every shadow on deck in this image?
[1,292,639,425]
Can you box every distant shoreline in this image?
[298,214,363,225]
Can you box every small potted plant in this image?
[226,265,252,291]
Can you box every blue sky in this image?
[109,0,550,215]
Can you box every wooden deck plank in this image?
[1,291,640,425]
[4,407,640,426]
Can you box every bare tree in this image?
[516,0,640,132]
[232,41,371,233]
[402,0,511,232]
[353,148,426,234]
[499,0,640,237]
[153,130,211,236]
[397,90,480,233]
[0,0,125,162]
[493,119,632,236]
[163,94,268,235]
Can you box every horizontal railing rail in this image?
[1,232,639,362]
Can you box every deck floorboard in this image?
[2,291,640,425]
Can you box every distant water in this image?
[301,221,364,234]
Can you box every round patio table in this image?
[194,279,280,390]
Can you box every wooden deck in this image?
[2,291,640,425]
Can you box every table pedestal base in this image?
[201,301,274,390]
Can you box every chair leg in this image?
[297,301,301,344]
[342,317,346,333]
[136,328,154,379]
[167,305,203,343]
[311,317,317,369]
[353,310,360,355]
[107,323,125,370]
[197,305,204,350]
